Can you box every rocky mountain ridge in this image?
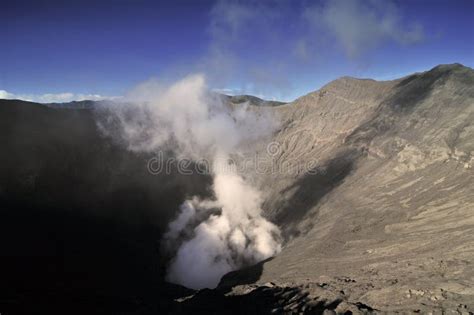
[210,63,474,313]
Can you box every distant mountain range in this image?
[20,94,287,109]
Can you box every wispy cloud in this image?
[203,0,291,99]
[200,0,425,100]
[303,0,424,59]
[0,89,117,103]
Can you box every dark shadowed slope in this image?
[0,100,208,314]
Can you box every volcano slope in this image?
[0,64,473,314]
[179,64,474,313]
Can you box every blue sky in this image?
[1,0,473,102]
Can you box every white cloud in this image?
[304,0,424,59]
[203,0,292,99]
[0,90,16,99]
[202,0,425,100]
[0,89,117,103]
[209,0,257,44]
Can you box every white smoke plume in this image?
[98,73,281,289]
[164,160,281,289]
